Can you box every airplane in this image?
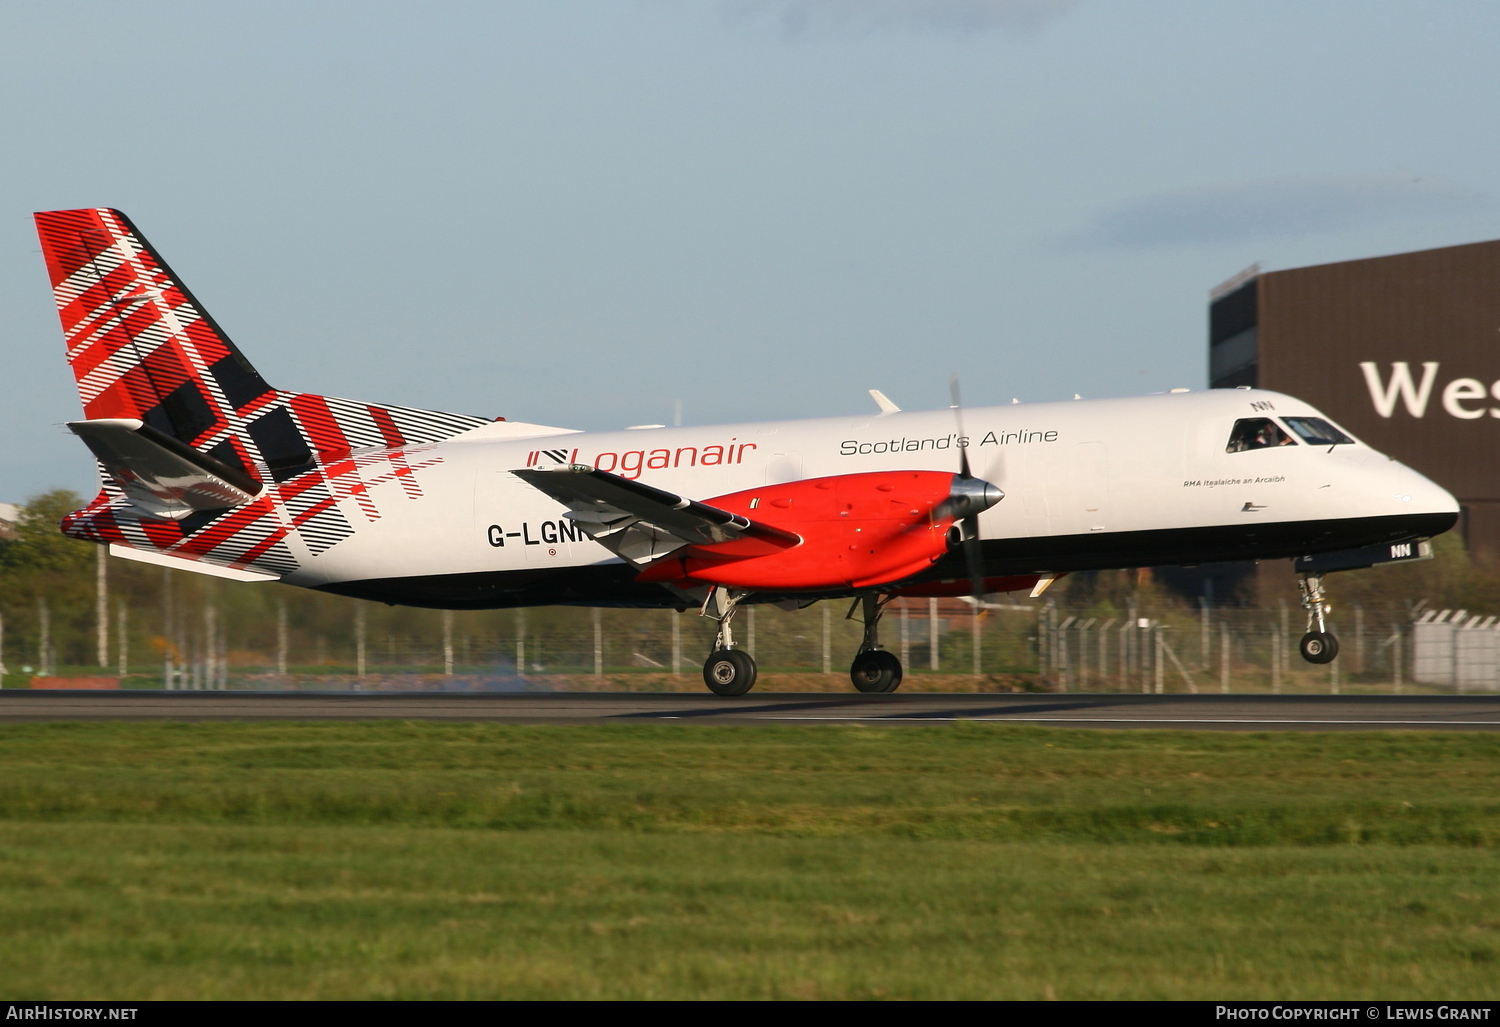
[33,208,1459,695]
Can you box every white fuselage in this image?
[285,388,1457,606]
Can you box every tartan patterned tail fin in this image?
[34,207,488,489]
[37,208,491,575]
[35,207,276,475]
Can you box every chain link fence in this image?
[7,588,1489,694]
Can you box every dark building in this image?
[1209,239,1500,568]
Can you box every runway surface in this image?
[3,690,1500,729]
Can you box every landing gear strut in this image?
[848,594,903,693]
[1297,572,1340,665]
[702,587,757,696]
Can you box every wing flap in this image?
[512,465,800,565]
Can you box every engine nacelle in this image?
[634,469,1002,591]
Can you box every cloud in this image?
[1071,175,1491,248]
[719,0,1080,38]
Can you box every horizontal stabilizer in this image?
[512,465,800,565]
[68,418,263,521]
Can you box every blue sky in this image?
[3,0,1500,498]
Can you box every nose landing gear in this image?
[1297,572,1340,665]
[849,594,903,693]
[702,587,757,696]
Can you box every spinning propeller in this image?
[946,375,1004,599]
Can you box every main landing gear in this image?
[702,587,757,696]
[698,589,907,696]
[1297,572,1340,665]
[849,594,903,693]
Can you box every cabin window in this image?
[1281,416,1354,447]
[1226,417,1295,453]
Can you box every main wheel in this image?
[703,649,757,696]
[850,649,903,693]
[1299,631,1339,664]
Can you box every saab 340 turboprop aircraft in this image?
[34,208,1459,695]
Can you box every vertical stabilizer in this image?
[35,208,490,576]
[36,207,276,466]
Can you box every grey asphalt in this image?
[2,690,1500,729]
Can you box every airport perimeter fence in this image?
[5,593,1492,695]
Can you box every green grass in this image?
[1,723,1498,998]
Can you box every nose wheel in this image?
[1296,572,1340,665]
[849,594,903,692]
[1299,631,1339,664]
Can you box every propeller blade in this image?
[948,374,972,479]
[948,374,987,597]
[961,517,986,600]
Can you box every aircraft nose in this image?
[1395,463,1460,515]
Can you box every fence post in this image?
[671,609,681,678]
[971,604,981,679]
[1153,626,1164,694]
[355,604,367,681]
[1220,620,1229,693]
[901,599,910,670]
[96,546,109,668]
[0,612,6,679]
[1052,603,1061,680]
[1329,630,1339,695]
[1393,624,1403,694]
[36,597,50,678]
[1354,603,1366,674]
[1098,619,1112,690]
[276,600,288,679]
[1138,618,1149,692]
[204,602,216,691]
[1058,619,1071,692]
[1200,596,1210,670]
[163,570,174,690]
[823,603,833,674]
[928,598,939,672]
[514,609,525,680]
[1037,605,1048,675]
[1271,623,1281,694]
[593,607,603,680]
[1278,599,1290,654]
[1078,620,1090,689]
[117,601,128,677]
[190,627,202,691]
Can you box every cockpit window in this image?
[1226,418,1296,453]
[1281,416,1354,447]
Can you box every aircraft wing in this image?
[512,465,801,565]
